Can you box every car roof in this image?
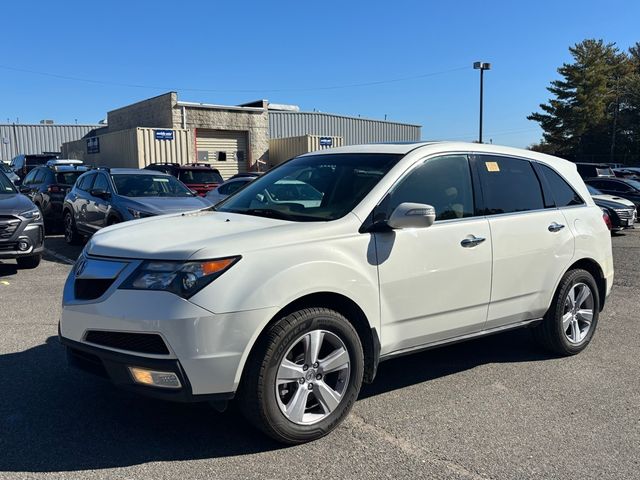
[107,168,172,175]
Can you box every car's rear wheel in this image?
[64,211,83,245]
[239,308,364,444]
[533,268,599,355]
[16,254,41,269]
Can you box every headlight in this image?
[20,207,41,221]
[121,257,240,298]
[127,208,155,219]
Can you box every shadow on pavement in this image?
[0,261,18,277]
[0,328,553,473]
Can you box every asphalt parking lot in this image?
[1,232,639,480]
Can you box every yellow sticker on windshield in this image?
[485,161,500,172]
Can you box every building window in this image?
[218,151,227,162]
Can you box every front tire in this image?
[16,254,41,269]
[533,269,599,356]
[239,308,364,444]
[64,211,83,245]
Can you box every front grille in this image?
[74,278,115,300]
[615,209,635,220]
[84,331,170,355]
[0,216,20,240]
[0,243,17,251]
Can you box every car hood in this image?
[0,193,36,215]
[125,196,212,214]
[86,210,351,260]
[592,194,635,208]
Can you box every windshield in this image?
[0,163,12,173]
[179,169,223,184]
[624,179,640,190]
[0,172,16,194]
[587,185,602,195]
[596,167,614,176]
[217,153,402,221]
[56,171,85,185]
[111,174,194,198]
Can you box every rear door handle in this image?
[460,235,486,248]
[548,222,565,232]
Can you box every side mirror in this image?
[387,202,436,229]
[90,188,110,200]
[18,185,31,194]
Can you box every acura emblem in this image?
[75,258,88,276]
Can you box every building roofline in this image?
[176,101,265,112]
[268,110,422,128]
[0,124,103,127]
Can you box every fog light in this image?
[128,366,182,389]
[17,240,30,251]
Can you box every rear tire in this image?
[64,211,83,245]
[532,268,599,356]
[16,254,41,269]
[239,308,364,444]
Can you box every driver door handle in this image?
[460,235,486,248]
[548,222,565,232]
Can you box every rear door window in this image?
[92,173,110,192]
[77,173,96,191]
[476,156,544,215]
[538,164,584,207]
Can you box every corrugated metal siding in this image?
[137,128,193,167]
[269,135,344,166]
[196,129,248,179]
[268,112,421,145]
[0,124,102,162]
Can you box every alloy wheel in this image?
[275,330,351,425]
[563,282,594,344]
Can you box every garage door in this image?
[196,129,248,179]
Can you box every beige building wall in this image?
[107,92,176,131]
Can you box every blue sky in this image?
[2,0,639,148]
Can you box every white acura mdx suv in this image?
[59,142,613,444]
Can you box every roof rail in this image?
[95,166,111,171]
[147,162,180,166]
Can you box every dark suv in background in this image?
[0,170,44,268]
[19,160,91,231]
[144,162,223,196]
[575,162,615,179]
[10,153,59,182]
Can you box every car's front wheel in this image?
[533,268,600,355]
[239,308,364,444]
[16,254,41,269]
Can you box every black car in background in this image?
[585,177,640,212]
[144,162,223,196]
[0,170,44,268]
[9,153,59,182]
[19,160,91,231]
[587,185,637,231]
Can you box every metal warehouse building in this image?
[0,123,101,162]
[31,91,419,179]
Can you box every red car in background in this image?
[144,162,223,196]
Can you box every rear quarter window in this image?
[538,164,584,207]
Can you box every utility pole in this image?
[473,62,491,143]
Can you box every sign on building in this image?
[155,130,174,141]
[87,137,100,154]
[319,137,333,147]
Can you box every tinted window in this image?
[179,169,224,184]
[56,171,85,185]
[23,169,39,185]
[383,155,474,221]
[477,156,544,214]
[111,174,193,197]
[586,185,602,195]
[0,171,16,193]
[92,174,110,191]
[220,179,250,195]
[33,169,48,184]
[539,164,584,207]
[77,173,96,191]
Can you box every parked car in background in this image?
[0,169,44,268]
[63,168,212,244]
[587,185,637,230]
[59,142,613,444]
[1,162,20,184]
[584,177,640,213]
[18,160,91,231]
[228,172,263,180]
[205,176,254,204]
[613,167,640,179]
[144,162,223,196]
[10,153,59,181]
[575,163,615,179]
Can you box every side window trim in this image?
[530,161,557,209]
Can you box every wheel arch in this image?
[565,257,607,311]
[240,291,380,387]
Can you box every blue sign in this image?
[319,137,333,147]
[87,137,100,154]
[155,130,174,141]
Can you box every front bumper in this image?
[0,218,44,259]
[61,259,278,397]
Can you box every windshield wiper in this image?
[226,208,295,221]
